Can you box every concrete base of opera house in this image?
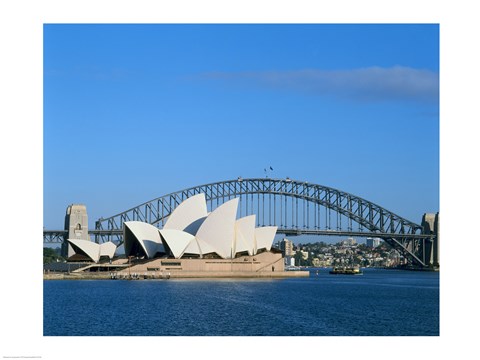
[44,251,310,279]
[44,271,309,280]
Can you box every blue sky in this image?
[43,24,439,231]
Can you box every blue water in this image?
[43,269,439,336]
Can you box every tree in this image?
[43,247,64,264]
[294,251,305,266]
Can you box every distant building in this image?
[342,237,357,246]
[279,238,294,257]
[280,238,294,266]
[366,237,382,248]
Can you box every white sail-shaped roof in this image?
[124,221,164,259]
[234,215,256,256]
[99,242,117,259]
[119,195,279,260]
[163,193,208,234]
[67,239,100,262]
[160,229,197,258]
[254,226,277,252]
[183,216,208,235]
[66,239,117,262]
[182,237,201,256]
[195,198,239,259]
[195,237,219,257]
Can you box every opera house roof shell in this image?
[124,193,277,259]
[66,239,116,263]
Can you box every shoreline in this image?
[43,270,310,280]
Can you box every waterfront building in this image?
[124,194,277,260]
[54,194,311,277]
[118,194,286,275]
[366,237,382,248]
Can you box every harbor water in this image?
[43,268,439,336]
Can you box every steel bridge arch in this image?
[94,178,435,267]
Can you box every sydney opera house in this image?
[63,194,299,277]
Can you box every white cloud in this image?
[203,66,439,104]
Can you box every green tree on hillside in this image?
[43,247,64,264]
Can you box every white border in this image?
[1,1,477,359]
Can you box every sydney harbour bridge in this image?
[43,178,439,269]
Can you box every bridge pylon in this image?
[421,212,440,268]
[61,204,89,258]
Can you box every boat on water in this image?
[329,266,363,275]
